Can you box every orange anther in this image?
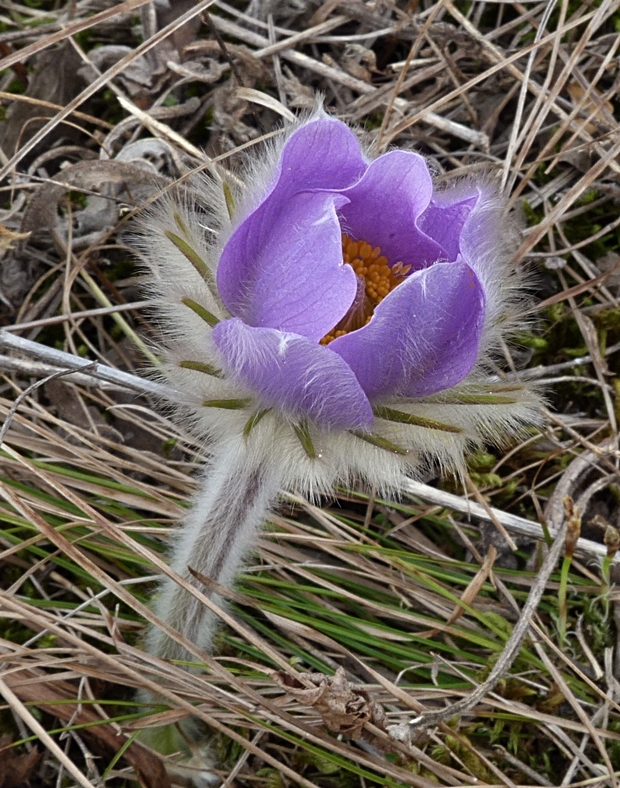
[321,233,412,344]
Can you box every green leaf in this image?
[293,421,316,459]
[178,360,222,377]
[202,398,251,409]
[352,431,409,455]
[374,406,463,433]
[165,230,212,281]
[181,297,220,327]
[222,181,235,219]
[243,408,270,436]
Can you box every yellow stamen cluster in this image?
[345,235,390,302]
[320,233,411,345]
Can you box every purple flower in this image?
[139,112,539,489]
[212,117,488,430]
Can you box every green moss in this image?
[254,768,286,788]
[469,471,502,488]
[513,332,548,350]
[467,450,497,471]
[521,199,543,226]
[362,111,384,131]
[5,77,26,94]
[545,302,566,323]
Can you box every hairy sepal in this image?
[367,380,542,479]
[134,187,228,375]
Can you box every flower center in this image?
[320,233,411,345]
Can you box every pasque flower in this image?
[136,112,540,769]
[140,115,539,498]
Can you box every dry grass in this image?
[0,0,619,786]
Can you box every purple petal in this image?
[329,262,485,400]
[217,192,357,342]
[418,189,481,261]
[273,117,367,193]
[212,318,373,429]
[217,118,367,337]
[336,150,445,270]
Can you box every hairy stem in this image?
[145,438,282,665]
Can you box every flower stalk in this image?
[144,437,282,665]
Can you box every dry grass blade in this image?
[0,0,217,180]
[0,0,155,72]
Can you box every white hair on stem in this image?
[144,435,282,664]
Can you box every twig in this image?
[409,504,568,729]
[0,331,184,400]
[402,478,616,564]
[0,361,97,449]
[512,340,620,380]
[2,300,151,331]
[208,13,489,149]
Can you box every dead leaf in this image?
[567,82,614,134]
[0,253,37,308]
[341,44,377,82]
[156,0,201,56]
[0,42,85,159]
[167,58,228,84]
[281,67,316,109]
[21,159,169,246]
[272,666,388,740]
[185,40,270,86]
[445,545,497,626]
[208,87,261,151]
[78,45,155,96]
[0,735,40,788]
